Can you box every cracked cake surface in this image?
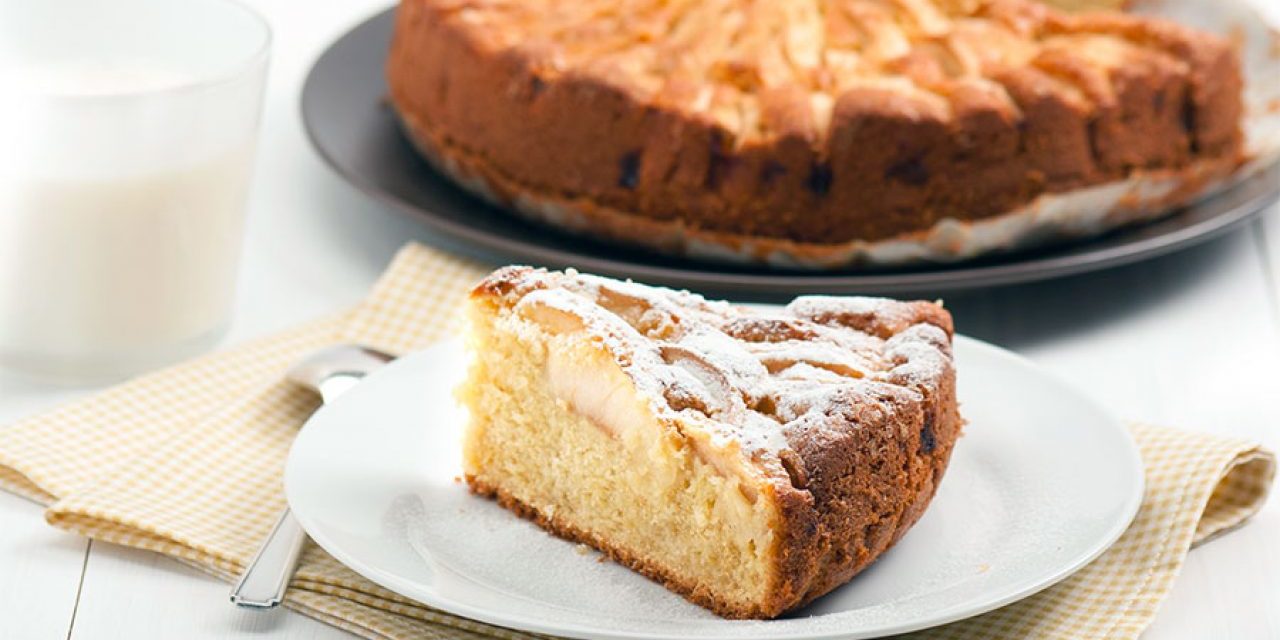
[458,266,961,618]
[388,0,1243,265]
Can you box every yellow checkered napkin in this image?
[0,243,1274,640]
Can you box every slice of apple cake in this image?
[458,267,960,619]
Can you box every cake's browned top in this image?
[422,0,1230,149]
[473,266,954,473]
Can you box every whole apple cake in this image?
[387,0,1243,266]
[458,266,960,618]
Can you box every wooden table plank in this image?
[0,372,109,640]
[1149,508,1280,639]
[68,543,348,640]
[1259,207,1280,321]
[0,492,87,640]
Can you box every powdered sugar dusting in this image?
[884,325,953,387]
[484,267,954,473]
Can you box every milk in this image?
[0,58,265,381]
[5,59,193,96]
[0,146,253,373]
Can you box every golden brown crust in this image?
[387,0,1244,262]
[765,300,961,612]
[465,267,960,618]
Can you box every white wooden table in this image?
[2,0,1278,637]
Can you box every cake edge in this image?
[394,108,1249,270]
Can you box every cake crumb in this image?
[574,544,592,556]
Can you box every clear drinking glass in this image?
[0,0,270,382]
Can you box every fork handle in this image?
[230,508,307,608]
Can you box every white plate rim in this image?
[285,335,1145,640]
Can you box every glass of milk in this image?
[0,0,270,382]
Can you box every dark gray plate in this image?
[302,8,1280,298]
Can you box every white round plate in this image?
[285,336,1143,639]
